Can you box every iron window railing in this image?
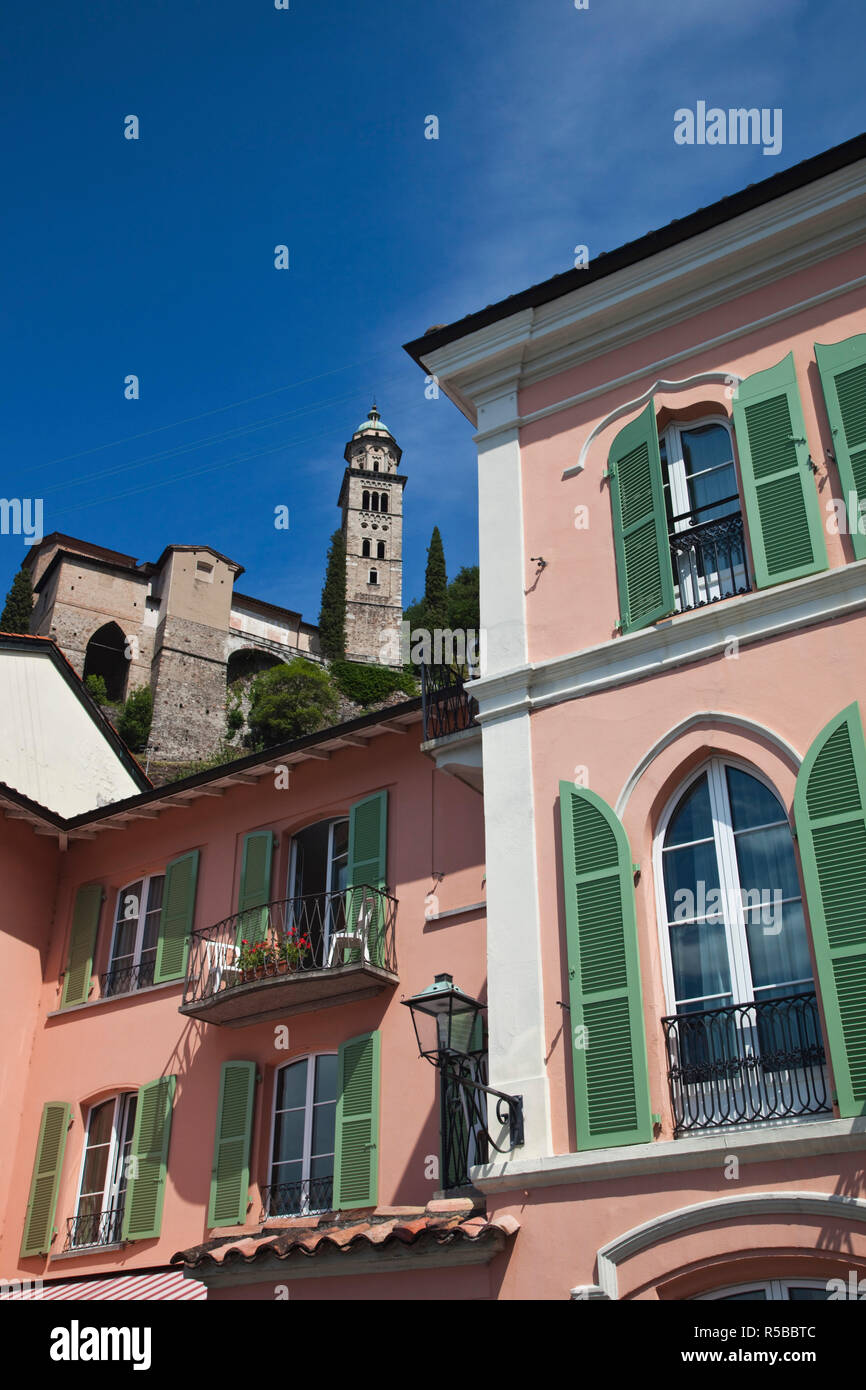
[441,1053,491,1191]
[668,499,752,613]
[99,960,156,998]
[182,886,398,1009]
[420,664,480,742]
[260,1177,334,1220]
[64,1205,125,1251]
[662,991,830,1137]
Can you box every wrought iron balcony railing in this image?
[260,1176,334,1220]
[181,886,398,1011]
[64,1205,125,1251]
[99,960,156,999]
[662,991,830,1137]
[668,502,752,613]
[421,664,480,742]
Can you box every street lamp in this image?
[402,974,525,1166]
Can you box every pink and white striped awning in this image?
[4,1269,205,1300]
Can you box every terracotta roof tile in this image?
[172,1202,518,1272]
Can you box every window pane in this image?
[272,1109,305,1165]
[733,824,800,902]
[311,1102,336,1158]
[717,1289,768,1301]
[670,917,731,1004]
[275,1059,308,1113]
[681,424,738,522]
[663,840,720,915]
[310,1153,335,1181]
[726,768,786,831]
[111,881,142,962]
[314,1054,337,1104]
[745,901,812,992]
[787,1287,830,1301]
[665,776,713,846]
[687,462,739,522]
[141,876,164,953]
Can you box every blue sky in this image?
[2,0,864,619]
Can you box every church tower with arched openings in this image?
[338,405,406,666]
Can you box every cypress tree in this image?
[0,566,33,634]
[423,526,449,635]
[318,529,347,660]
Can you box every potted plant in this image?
[276,927,312,973]
[238,939,270,981]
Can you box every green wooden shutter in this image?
[122,1076,176,1241]
[559,781,652,1149]
[236,831,274,946]
[732,351,828,587]
[208,1061,256,1228]
[154,850,199,983]
[816,333,866,561]
[60,884,103,1008]
[345,791,388,967]
[608,400,675,634]
[794,703,866,1117]
[20,1102,71,1257]
[334,1031,380,1208]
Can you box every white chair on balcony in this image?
[205,939,242,991]
[326,895,374,968]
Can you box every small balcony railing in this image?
[662,992,831,1137]
[669,502,752,613]
[99,960,156,998]
[421,664,480,742]
[64,1205,124,1251]
[180,886,398,1025]
[260,1176,334,1221]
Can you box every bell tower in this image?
[338,405,406,666]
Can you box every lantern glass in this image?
[403,974,484,1060]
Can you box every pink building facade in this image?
[407,134,866,1300]
[0,700,513,1299]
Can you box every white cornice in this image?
[421,160,866,423]
[473,1114,866,1196]
[467,559,866,723]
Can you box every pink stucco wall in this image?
[0,728,487,1289]
[518,245,866,666]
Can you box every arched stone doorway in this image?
[83,622,129,702]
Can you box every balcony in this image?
[260,1176,334,1221]
[64,1205,124,1252]
[669,504,752,613]
[179,887,398,1027]
[662,992,831,1137]
[420,665,482,793]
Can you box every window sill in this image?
[48,978,182,1018]
[51,1243,125,1261]
[471,1112,866,1194]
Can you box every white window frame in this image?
[697,1278,829,1301]
[288,817,349,956]
[107,874,165,988]
[72,1092,137,1248]
[268,1053,337,1217]
[652,758,811,1017]
[660,415,748,609]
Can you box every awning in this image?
[4,1269,205,1300]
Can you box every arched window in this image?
[660,417,748,611]
[656,760,827,1130]
[106,874,165,995]
[371,493,379,512]
[70,1092,138,1249]
[289,817,349,965]
[83,622,129,703]
[376,541,385,559]
[362,490,370,511]
[697,1279,830,1302]
[361,539,371,558]
[379,493,388,513]
[268,1054,337,1216]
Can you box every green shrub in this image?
[247,660,339,749]
[331,660,417,707]
[117,685,154,753]
[85,673,109,705]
